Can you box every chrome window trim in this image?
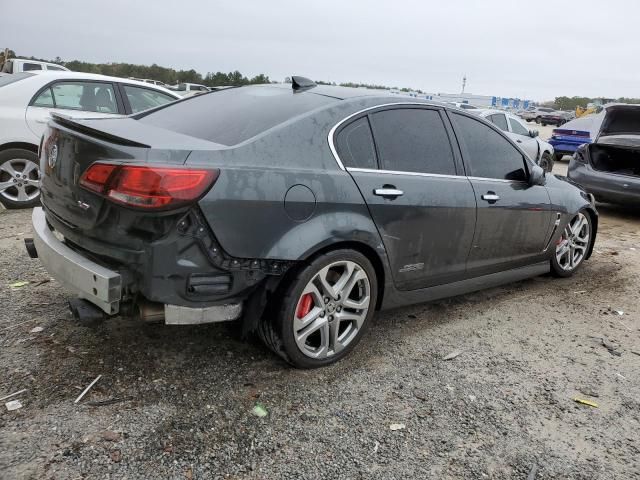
[347,167,462,180]
[329,102,531,185]
[327,101,437,171]
[467,176,528,185]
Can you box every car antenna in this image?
[291,76,317,91]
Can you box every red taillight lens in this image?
[79,163,218,209]
[80,164,118,193]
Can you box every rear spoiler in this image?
[50,113,151,148]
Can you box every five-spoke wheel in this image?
[261,249,377,368]
[551,211,592,276]
[0,149,42,209]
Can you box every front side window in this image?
[509,117,530,136]
[335,116,377,169]
[33,88,54,107]
[369,108,456,175]
[22,63,43,71]
[51,82,118,113]
[123,85,176,113]
[451,113,527,181]
[488,114,508,131]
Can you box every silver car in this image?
[473,109,555,172]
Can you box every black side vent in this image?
[187,273,232,296]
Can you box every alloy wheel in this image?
[293,260,371,359]
[0,158,41,204]
[555,213,590,271]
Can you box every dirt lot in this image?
[1,169,640,479]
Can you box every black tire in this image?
[539,152,554,173]
[0,148,41,209]
[259,249,378,368]
[535,116,541,124]
[541,122,547,127]
[550,211,593,278]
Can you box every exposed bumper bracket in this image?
[31,207,122,315]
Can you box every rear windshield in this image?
[137,85,337,146]
[0,72,34,87]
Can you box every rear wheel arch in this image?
[0,142,39,154]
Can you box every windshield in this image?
[137,85,337,146]
[0,72,35,87]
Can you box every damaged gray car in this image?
[26,78,598,368]
[568,104,640,205]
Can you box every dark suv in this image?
[28,79,597,368]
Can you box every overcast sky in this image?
[4,0,639,100]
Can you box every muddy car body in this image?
[568,104,640,205]
[28,80,598,367]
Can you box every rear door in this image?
[449,112,552,275]
[337,106,477,291]
[25,80,124,139]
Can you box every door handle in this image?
[481,192,500,202]
[374,187,404,198]
[516,139,522,143]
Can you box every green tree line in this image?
[553,95,640,111]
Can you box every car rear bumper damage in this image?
[29,207,244,324]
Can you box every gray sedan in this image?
[568,104,640,205]
[28,78,597,368]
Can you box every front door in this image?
[449,112,553,276]
[334,106,477,291]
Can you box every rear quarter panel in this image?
[186,98,393,262]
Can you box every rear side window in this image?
[369,108,456,175]
[47,65,66,71]
[451,113,527,181]
[33,88,54,107]
[123,85,175,113]
[488,114,508,131]
[335,117,377,169]
[23,63,43,71]
[138,86,337,146]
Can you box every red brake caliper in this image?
[296,293,314,319]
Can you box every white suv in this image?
[0,72,180,208]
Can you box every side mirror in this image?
[529,164,546,186]
[529,130,539,138]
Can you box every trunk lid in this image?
[598,105,640,140]
[40,115,224,231]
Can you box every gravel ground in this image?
[1,175,640,479]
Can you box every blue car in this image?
[549,114,603,161]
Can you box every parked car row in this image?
[24,79,598,367]
[519,106,574,126]
[0,72,181,208]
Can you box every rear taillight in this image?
[79,163,218,209]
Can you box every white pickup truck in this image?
[1,58,70,74]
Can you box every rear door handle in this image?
[516,139,522,143]
[374,187,404,198]
[481,192,500,202]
